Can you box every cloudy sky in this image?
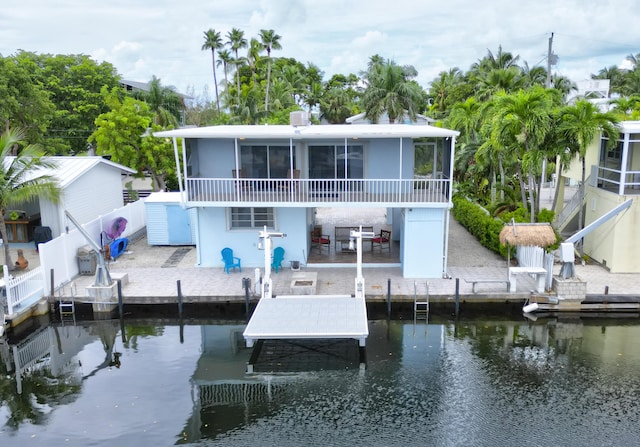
[2,0,638,100]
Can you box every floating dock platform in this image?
[243,295,369,348]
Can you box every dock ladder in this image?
[413,281,430,320]
[58,282,77,323]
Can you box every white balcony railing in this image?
[186,178,450,205]
[596,167,640,195]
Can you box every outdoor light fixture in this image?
[348,237,355,251]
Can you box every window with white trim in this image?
[230,207,275,229]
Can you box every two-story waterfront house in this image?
[154,121,459,278]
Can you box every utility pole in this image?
[546,32,554,88]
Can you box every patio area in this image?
[306,207,399,265]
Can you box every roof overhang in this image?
[153,124,459,140]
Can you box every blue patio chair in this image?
[271,246,285,273]
[221,247,241,274]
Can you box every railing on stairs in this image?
[554,180,587,232]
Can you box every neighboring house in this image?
[5,156,136,240]
[154,121,459,278]
[554,120,640,273]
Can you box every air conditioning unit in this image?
[290,111,310,126]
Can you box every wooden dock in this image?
[243,295,369,348]
[523,294,640,314]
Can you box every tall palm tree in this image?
[226,28,247,107]
[246,38,263,85]
[217,49,233,107]
[201,29,223,113]
[558,100,619,248]
[259,29,282,112]
[0,127,60,269]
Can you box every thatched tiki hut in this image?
[499,222,557,248]
[500,222,558,267]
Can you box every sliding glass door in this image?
[309,144,363,179]
[241,145,294,178]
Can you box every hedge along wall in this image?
[451,196,507,257]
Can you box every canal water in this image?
[1,313,639,446]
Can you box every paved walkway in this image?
[58,215,640,305]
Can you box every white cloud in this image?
[1,0,638,97]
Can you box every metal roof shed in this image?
[5,156,137,239]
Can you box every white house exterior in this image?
[154,123,459,278]
[8,156,137,239]
[555,121,640,273]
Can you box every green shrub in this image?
[452,196,506,257]
[453,196,560,257]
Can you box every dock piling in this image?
[117,279,123,318]
[455,278,460,316]
[387,278,391,317]
[177,280,183,319]
[242,277,251,315]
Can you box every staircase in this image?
[554,181,586,234]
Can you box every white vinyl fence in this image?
[3,200,147,314]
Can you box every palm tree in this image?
[609,95,640,118]
[625,52,640,70]
[488,87,553,221]
[246,38,263,85]
[476,67,524,100]
[320,87,353,124]
[131,76,182,128]
[558,100,619,249]
[473,45,521,71]
[259,29,282,112]
[0,127,60,269]
[362,59,423,123]
[591,66,626,97]
[226,28,247,107]
[217,49,233,107]
[521,62,548,88]
[428,68,465,118]
[201,29,223,113]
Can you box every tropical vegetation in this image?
[0,127,60,268]
[1,34,638,255]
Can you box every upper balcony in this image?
[594,166,640,195]
[185,177,450,207]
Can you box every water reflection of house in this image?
[182,324,288,442]
[154,118,459,278]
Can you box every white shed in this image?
[145,192,195,245]
[11,156,137,238]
